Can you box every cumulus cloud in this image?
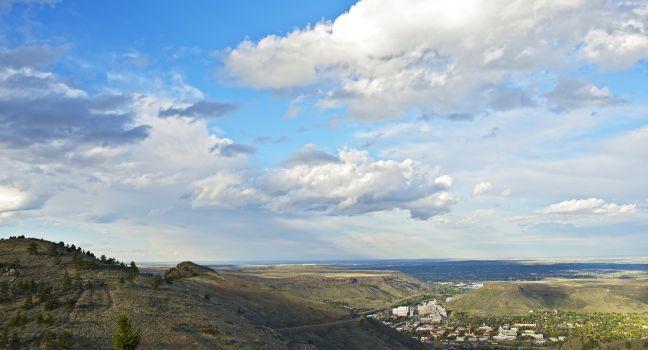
[193,147,456,219]
[0,68,149,148]
[543,198,636,215]
[269,148,455,219]
[545,79,626,112]
[158,100,237,120]
[0,185,43,215]
[581,5,648,70]
[472,181,493,196]
[192,172,260,209]
[223,0,647,119]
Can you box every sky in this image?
[0,0,647,262]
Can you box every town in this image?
[368,294,648,347]
[369,300,559,346]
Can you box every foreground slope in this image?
[447,279,648,316]
[0,237,285,349]
[0,237,431,349]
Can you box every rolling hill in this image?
[447,279,648,316]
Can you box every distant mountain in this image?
[0,237,432,349]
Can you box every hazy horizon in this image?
[1,0,647,261]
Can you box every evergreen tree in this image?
[129,261,138,274]
[113,315,140,350]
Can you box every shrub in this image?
[63,270,71,287]
[9,312,27,327]
[42,330,72,350]
[44,296,60,311]
[22,294,32,310]
[49,244,59,257]
[151,276,163,289]
[113,315,140,350]
[9,332,19,349]
[27,241,38,254]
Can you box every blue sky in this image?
[0,0,647,262]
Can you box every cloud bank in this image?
[223,0,647,119]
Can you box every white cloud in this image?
[543,198,636,215]
[581,5,648,70]
[193,147,455,220]
[472,181,493,196]
[0,185,43,220]
[192,172,260,209]
[223,0,647,119]
[500,188,512,197]
[264,148,455,219]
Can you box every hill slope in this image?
[447,279,648,316]
[0,237,431,349]
[229,265,429,311]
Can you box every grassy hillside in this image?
[0,237,286,349]
[447,278,648,316]
[0,237,432,350]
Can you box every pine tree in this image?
[113,315,140,350]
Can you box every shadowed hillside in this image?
[0,236,432,349]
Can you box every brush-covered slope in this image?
[0,237,285,349]
[0,237,432,350]
[447,279,648,316]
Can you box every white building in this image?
[392,306,410,317]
